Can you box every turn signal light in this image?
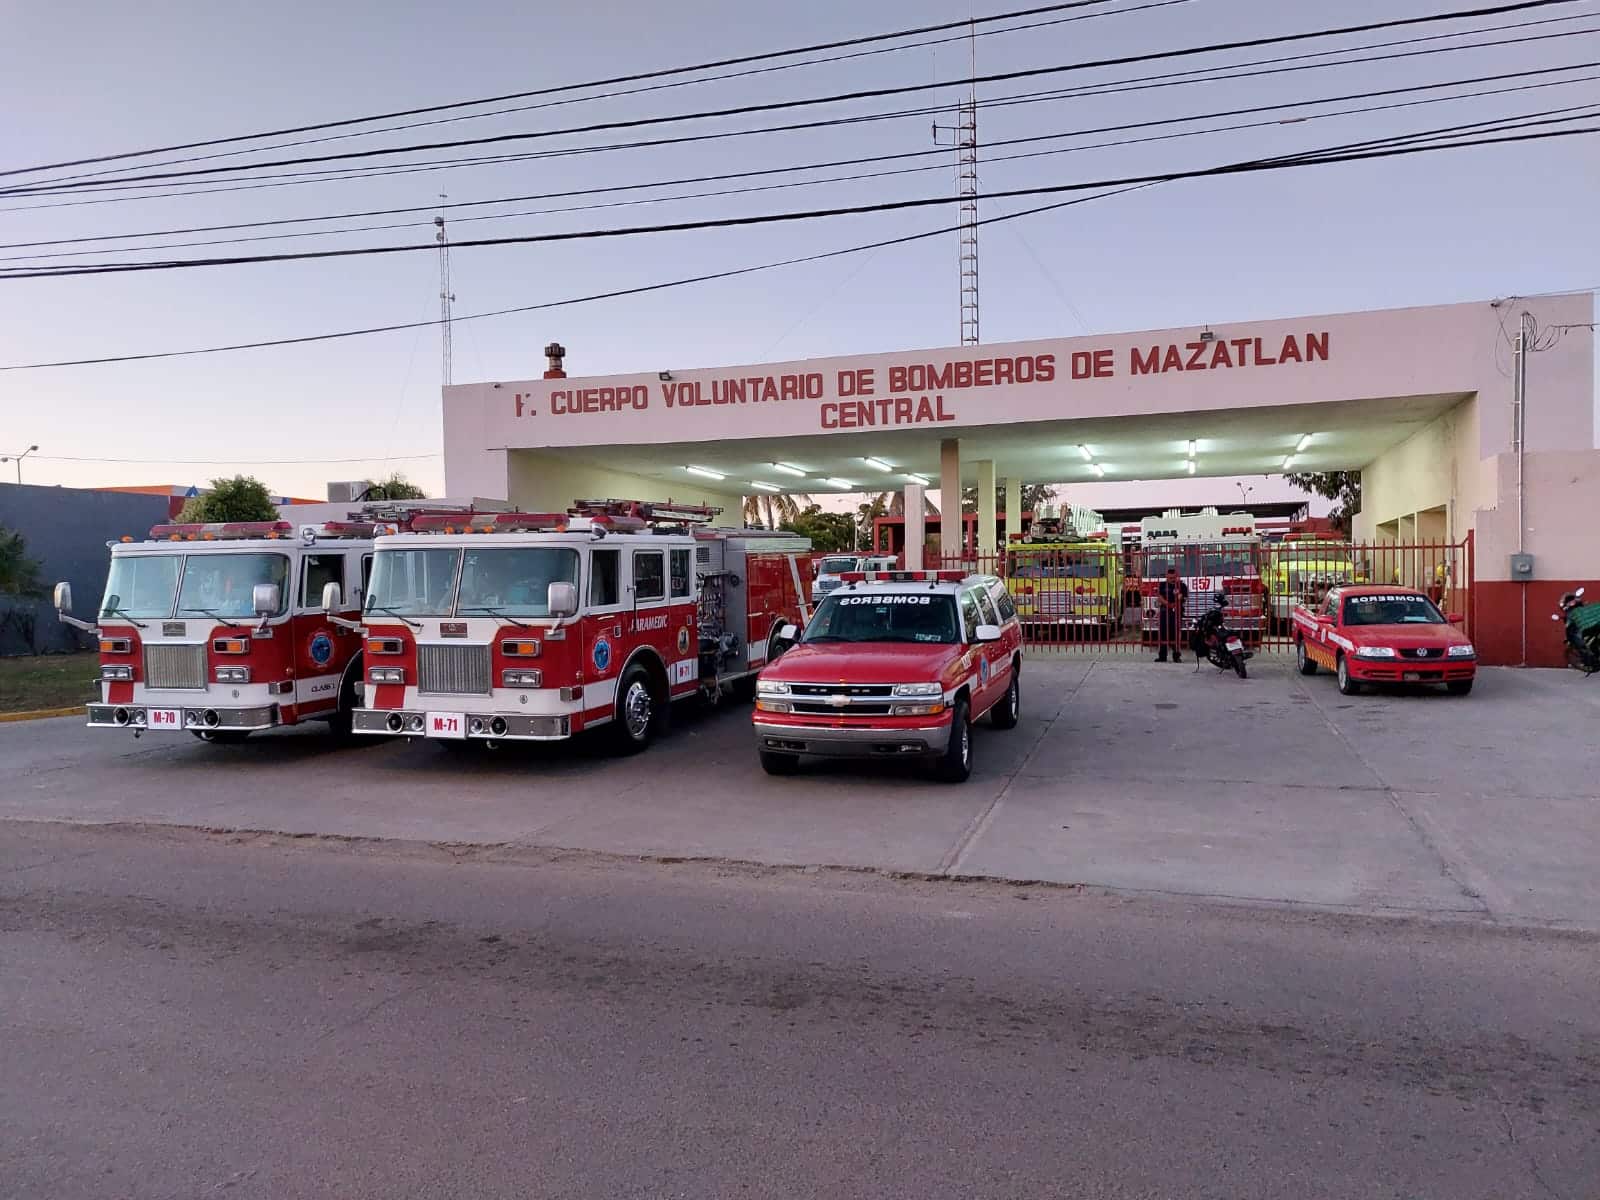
[367,637,403,654]
[99,637,131,654]
[502,639,542,657]
[212,637,250,654]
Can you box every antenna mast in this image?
[434,196,455,386]
[934,23,980,345]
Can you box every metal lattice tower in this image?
[935,26,981,345]
[434,197,455,386]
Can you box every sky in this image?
[1,0,1596,513]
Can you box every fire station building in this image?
[442,291,1597,666]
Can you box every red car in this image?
[1292,585,1476,696]
[752,571,1024,782]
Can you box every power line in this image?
[6,76,1595,264]
[4,116,1590,281]
[33,453,439,465]
[12,24,1595,211]
[5,0,1584,196]
[0,0,1130,180]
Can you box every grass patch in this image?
[0,653,100,713]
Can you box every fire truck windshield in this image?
[365,548,462,617]
[803,592,959,644]
[1007,552,1105,579]
[457,547,580,618]
[1146,548,1257,577]
[175,553,290,619]
[101,554,181,619]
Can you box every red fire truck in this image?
[351,499,811,752]
[54,516,389,741]
[1136,509,1266,642]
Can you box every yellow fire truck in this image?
[1003,507,1121,629]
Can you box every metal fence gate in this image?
[938,535,1474,655]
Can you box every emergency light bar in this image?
[407,512,570,534]
[148,520,294,541]
[838,570,967,584]
[570,498,723,525]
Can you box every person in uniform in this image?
[1155,566,1188,663]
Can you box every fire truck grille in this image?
[143,643,208,690]
[417,644,492,695]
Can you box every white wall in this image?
[1474,450,1600,582]
[1356,396,1489,545]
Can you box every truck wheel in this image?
[327,666,361,743]
[1295,639,1317,675]
[612,664,660,754]
[1336,656,1361,696]
[759,750,800,776]
[934,697,973,783]
[1446,679,1474,696]
[990,670,1020,729]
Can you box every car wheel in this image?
[1446,679,1474,696]
[611,665,659,754]
[1336,655,1361,696]
[192,730,250,745]
[1296,639,1317,676]
[935,697,972,783]
[759,750,800,776]
[990,669,1020,729]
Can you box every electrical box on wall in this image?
[1509,553,1535,580]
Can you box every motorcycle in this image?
[1552,587,1600,675]
[1192,592,1251,679]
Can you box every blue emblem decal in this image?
[592,636,612,673]
[309,632,334,666]
[979,656,991,686]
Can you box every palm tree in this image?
[866,490,937,516]
[741,492,813,529]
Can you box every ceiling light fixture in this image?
[1296,433,1314,453]
[1077,444,1093,462]
[771,462,808,477]
[863,457,893,472]
[1186,460,1196,475]
[749,481,781,492]
[1091,463,1106,478]
[1282,455,1296,472]
[823,477,855,489]
[1187,439,1198,457]
[686,465,726,480]
[903,473,931,486]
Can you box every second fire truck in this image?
[1136,508,1267,643]
[351,499,811,752]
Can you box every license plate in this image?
[1225,639,1244,652]
[147,708,183,729]
[424,711,466,739]
[1402,672,1421,682]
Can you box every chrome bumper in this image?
[755,719,952,757]
[351,708,573,741]
[85,703,280,732]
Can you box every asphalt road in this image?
[4,822,1596,1199]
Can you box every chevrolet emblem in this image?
[828,694,850,708]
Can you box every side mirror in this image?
[777,623,799,642]
[320,580,343,613]
[1445,612,1464,625]
[53,581,72,615]
[252,583,281,618]
[547,581,579,618]
[1578,587,1588,599]
[975,623,1003,643]
[1316,613,1334,624]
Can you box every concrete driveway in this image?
[4,656,1596,928]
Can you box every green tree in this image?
[782,505,856,552]
[961,482,1056,514]
[175,475,278,523]
[742,491,813,529]
[362,474,428,501]
[0,526,46,597]
[1285,470,1361,533]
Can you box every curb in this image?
[0,705,86,724]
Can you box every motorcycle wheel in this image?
[1233,656,1248,680]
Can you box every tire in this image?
[1296,639,1317,675]
[934,697,973,783]
[1233,655,1248,680]
[192,730,250,745]
[1446,679,1474,696]
[759,750,800,775]
[611,664,660,754]
[1336,655,1361,696]
[990,669,1020,729]
[327,663,361,743]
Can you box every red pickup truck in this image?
[1292,585,1476,696]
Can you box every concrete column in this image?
[976,460,997,565]
[1004,476,1022,551]
[939,438,961,564]
[903,484,925,570]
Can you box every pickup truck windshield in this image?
[803,592,959,644]
[1342,594,1445,625]
[817,557,860,575]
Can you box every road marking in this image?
[937,659,1096,877]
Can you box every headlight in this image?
[368,667,406,685]
[215,666,251,683]
[502,668,543,687]
[100,664,134,681]
[892,682,943,697]
[1447,645,1476,658]
[756,699,793,713]
[890,702,946,716]
[1355,646,1397,659]
[756,680,790,695]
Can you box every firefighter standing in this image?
[1155,566,1189,663]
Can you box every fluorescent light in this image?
[1077,444,1093,462]
[1187,440,1197,456]
[1091,463,1105,478]
[749,481,781,492]
[1296,433,1313,453]
[1186,460,1196,475]
[1282,455,1295,471]
[771,461,807,477]
[903,473,930,486]
[686,465,726,480]
[823,477,855,489]
[863,456,893,472]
